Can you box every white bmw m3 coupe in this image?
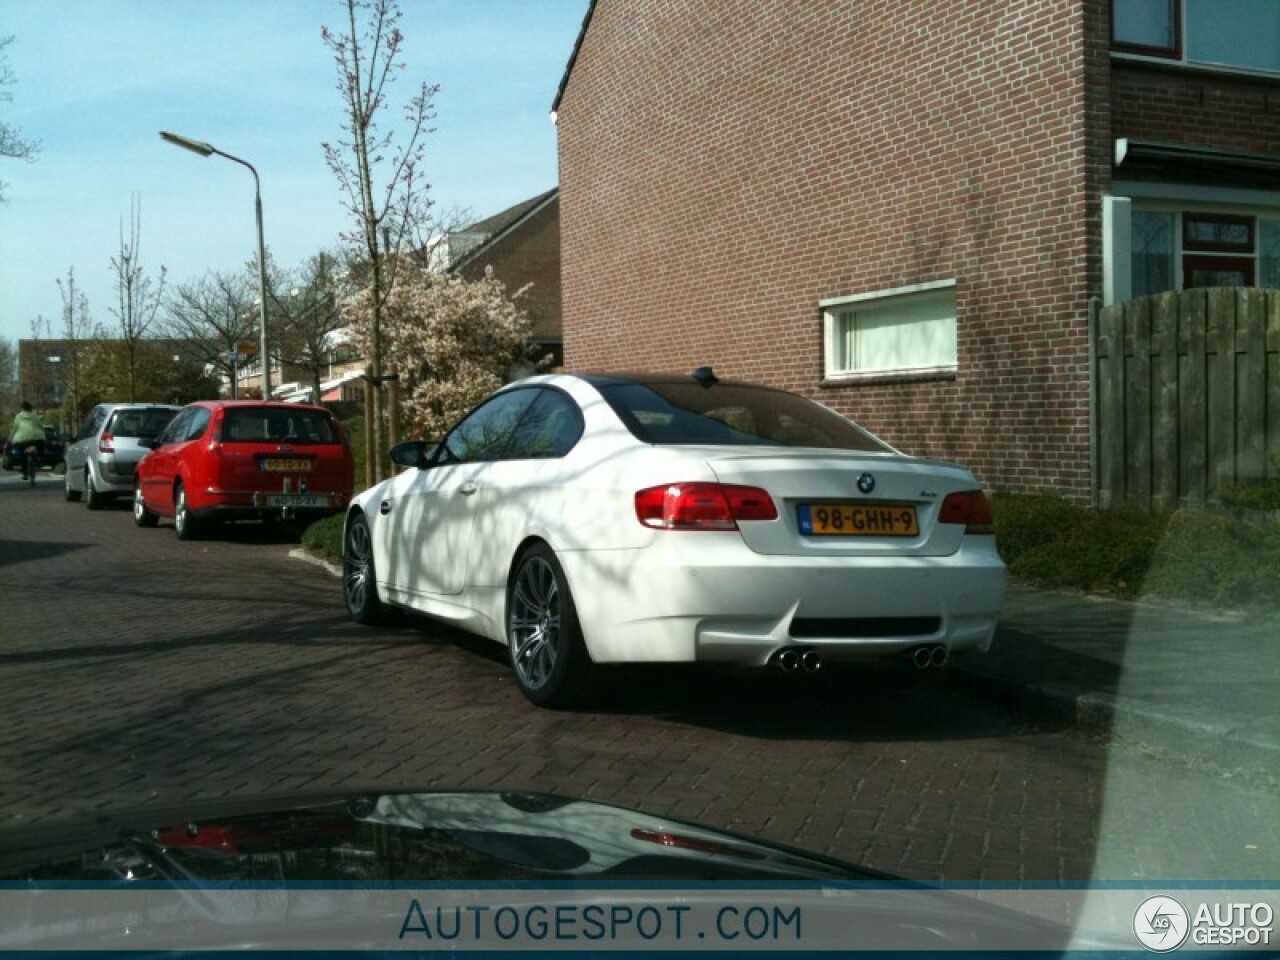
[343,369,1006,707]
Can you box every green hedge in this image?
[993,493,1280,613]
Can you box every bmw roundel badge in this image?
[857,472,875,494]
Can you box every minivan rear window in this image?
[108,408,178,439]
[221,408,339,445]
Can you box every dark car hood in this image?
[0,789,1095,953]
[0,789,875,883]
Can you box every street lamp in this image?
[160,130,272,398]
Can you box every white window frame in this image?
[1102,186,1280,303]
[820,279,958,383]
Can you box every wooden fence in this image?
[1096,288,1280,509]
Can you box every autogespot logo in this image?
[1134,896,1191,952]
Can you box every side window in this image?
[184,408,212,442]
[141,409,178,438]
[506,390,583,460]
[157,410,191,444]
[439,389,538,465]
[77,408,101,442]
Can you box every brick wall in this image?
[558,0,1097,498]
[1111,62,1280,153]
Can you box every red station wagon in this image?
[133,401,355,540]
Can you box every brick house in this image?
[552,0,1280,500]
[449,189,564,370]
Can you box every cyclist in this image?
[8,401,46,481]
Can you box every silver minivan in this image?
[64,403,181,509]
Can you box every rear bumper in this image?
[555,534,1006,666]
[88,459,140,496]
[191,488,350,522]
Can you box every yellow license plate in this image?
[798,503,919,537]
[262,458,313,473]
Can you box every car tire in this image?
[506,543,594,709]
[85,470,108,510]
[173,482,202,540]
[133,484,158,528]
[343,512,388,625]
[64,469,81,502]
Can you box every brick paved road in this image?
[2,473,1276,882]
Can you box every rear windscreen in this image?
[221,408,340,445]
[597,381,893,452]
[108,408,179,439]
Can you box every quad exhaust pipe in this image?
[911,644,949,669]
[771,648,822,673]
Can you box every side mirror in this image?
[389,440,432,470]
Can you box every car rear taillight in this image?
[939,490,995,534]
[98,433,115,454]
[635,482,778,530]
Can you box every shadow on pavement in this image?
[585,662,1066,743]
[0,539,92,568]
[377,609,1070,743]
[0,606,438,665]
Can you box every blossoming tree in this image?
[342,258,533,441]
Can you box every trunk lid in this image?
[215,406,353,496]
[704,448,981,557]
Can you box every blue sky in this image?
[0,0,588,346]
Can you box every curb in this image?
[288,548,342,579]
[947,664,1280,774]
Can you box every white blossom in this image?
[341,260,532,438]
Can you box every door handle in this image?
[379,500,392,515]
[459,483,479,496]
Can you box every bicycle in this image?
[19,443,40,487]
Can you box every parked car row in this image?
[51,375,1007,711]
[63,400,356,540]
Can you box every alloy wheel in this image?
[509,554,562,693]
[133,485,157,528]
[343,514,386,623]
[174,484,199,540]
[506,545,593,708]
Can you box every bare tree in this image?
[163,272,257,396]
[55,268,92,419]
[410,202,475,270]
[0,35,39,200]
[108,194,167,401]
[322,0,439,480]
[272,251,350,404]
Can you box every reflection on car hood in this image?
[0,789,874,882]
[0,790,1085,952]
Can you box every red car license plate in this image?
[262,457,313,473]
